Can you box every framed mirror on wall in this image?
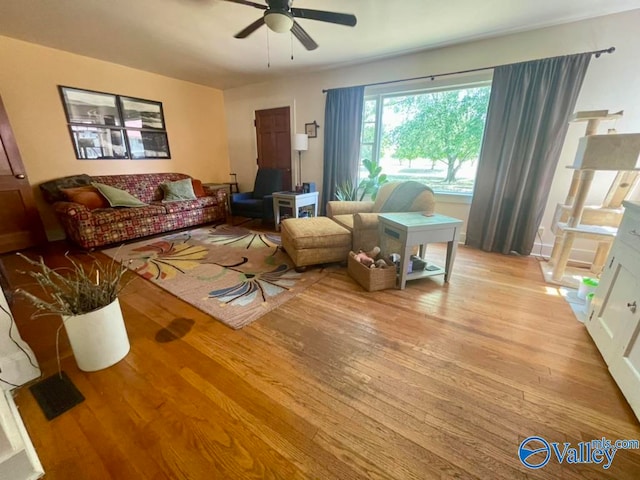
[58,86,171,160]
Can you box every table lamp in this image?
[294,133,309,189]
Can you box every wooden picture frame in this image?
[119,96,166,130]
[69,126,128,159]
[126,130,171,159]
[59,86,121,127]
[305,121,319,138]
[59,85,171,159]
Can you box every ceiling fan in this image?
[224,0,357,51]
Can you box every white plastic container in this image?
[578,277,599,300]
[62,298,130,372]
[585,292,595,314]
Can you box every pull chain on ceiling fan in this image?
[224,0,357,51]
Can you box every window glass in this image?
[359,144,373,164]
[362,122,376,144]
[360,83,491,195]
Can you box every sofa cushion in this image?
[373,181,434,213]
[160,178,197,202]
[40,174,93,203]
[92,173,191,203]
[231,198,265,215]
[191,179,206,197]
[91,205,166,225]
[195,197,221,208]
[61,186,109,210]
[331,214,354,232]
[159,200,196,214]
[152,197,216,214]
[93,182,147,207]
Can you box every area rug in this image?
[102,225,328,329]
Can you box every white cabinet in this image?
[0,391,44,480]
[587,201,640,419]
[0,288,43,479]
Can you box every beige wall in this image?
[0,35,230,239]
[223,9,640,261]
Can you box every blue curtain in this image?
[321,86,364,213]
[466,53,591,255]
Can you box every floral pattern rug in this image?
[102,225,328,329]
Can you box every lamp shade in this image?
[294,133,309,152]
[264,12,294,33]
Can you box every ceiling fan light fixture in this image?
[264,11,294,33]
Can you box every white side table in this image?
[378,212,463,289]
[273,191,319,230]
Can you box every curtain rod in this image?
[321,46,615,93]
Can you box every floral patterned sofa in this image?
[40,173,227,249]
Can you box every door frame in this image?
[251,97,297,187]
[0,96,46,252]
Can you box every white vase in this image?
[62,298,130,372]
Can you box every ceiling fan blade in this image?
[234,17,266,38]
[290,8,357,27]
[224,0,267,10]
[291,21,318,51]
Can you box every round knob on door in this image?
[15,174,25,179]
[628,301,637,314]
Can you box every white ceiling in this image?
[1,0,639,90]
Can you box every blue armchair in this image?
[230,168,283,221]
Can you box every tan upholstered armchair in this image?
[327,181,436,251]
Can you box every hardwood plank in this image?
[2,240,640,479]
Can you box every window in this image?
[360,81,491,195]
[59,86,170,160]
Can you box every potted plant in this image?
[334,178,359,201]
[358,158,388,201]
[16,253,131,372]
[334,158,389,201]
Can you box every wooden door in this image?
[255,107,292,191]
[0,96,46,253]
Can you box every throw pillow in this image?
[160,178,197,202]
[92,182,147,207]
[60,186,109,210]
[40,174,93,203]
[191,179,206,198]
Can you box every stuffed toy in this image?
[374,259,389,269]
[354,246,383,269]
[353,250,375,268]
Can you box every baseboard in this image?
[531,241,595,267]
[456,236,595,267]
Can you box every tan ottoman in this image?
[281,217,352,268]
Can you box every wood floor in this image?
[2,238,640,479]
